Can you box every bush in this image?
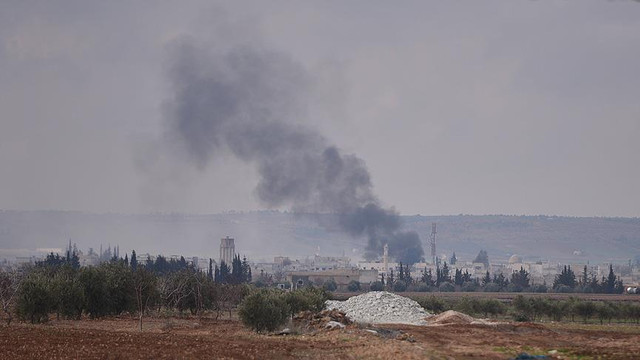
[323,279,337,292]
[16,271,54,323]
[454,297,481,316]
[238,289,290,333]
[478,298,505,318]
[416,283,431,292]
[438,282,455,292]
[393,280,407,292]
[483,283,501,292]
[417,296,450,314]
[531,284,548,293]
[506,283,523,293]
[285,286,327,315]
[347,280,361,292]
[554,285,574,293]
[574,301,596,323]
[369,281,384,291]
[461,281,478,292]
[513,313,531,322]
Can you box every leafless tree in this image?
[0,268,23,325]
[133,268,156,331]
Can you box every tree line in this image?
[362,261,626,294]
[0,251,253,329]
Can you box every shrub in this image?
[369,281,384,291]
[416,283,431,292]
[483,283,501,292]
[545,300,569,321]
[512,295,533,319]
[417,296,450,314]
[347,280,361,292]
[554,285,574,293]
[438,282,455,292]
[238,289,290,333]
[574,301,597,323]
[323,279,337,292]
[506,283,523,293]
[454,297,481,316]
[478,298,505,318]
[513,313,531,322]
[531,284,548,293]
[461,281,478,292]
[393,280,407,292]
[288,286,327,314]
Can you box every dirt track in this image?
[1,316,639,359]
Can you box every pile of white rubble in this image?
[325,291,431,325]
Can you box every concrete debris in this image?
[325,321,345,330]
[293,309,352,330]
[325,291,431,325]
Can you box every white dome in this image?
[508,254,523,264]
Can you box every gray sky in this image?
[1,0,639,217]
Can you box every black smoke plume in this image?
[163,39,423,264]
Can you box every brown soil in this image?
[1,315,639,359]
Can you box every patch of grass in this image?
[546,322,640,334]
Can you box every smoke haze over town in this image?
[1,1,640,261]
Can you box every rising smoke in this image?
[162,38,423,264]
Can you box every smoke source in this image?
[162,38,423,264]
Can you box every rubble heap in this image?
[325,291,431,325]
[293,309,352,330]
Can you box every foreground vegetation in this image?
[413,294,640,324]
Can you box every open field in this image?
[1,314,640,359]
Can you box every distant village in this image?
[2,234,638,294]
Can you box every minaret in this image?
[219,236,235,266]
[383,243,389,275]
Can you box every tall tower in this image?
[429,223,437,265]
[219,236,235,266]
[383,243,389,274]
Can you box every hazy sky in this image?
[1,1,639,217]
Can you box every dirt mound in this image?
[425,310,500,327]
[426,310,475,325]
[293,309,352,330]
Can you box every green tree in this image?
[16,270,54,323]
[510,266,530,290]
[482,271,492,286]
[393,280,407,292]
[51,266,84,320]
[450,252,457,265]
[553,265,577,290]
[79,266,110,318]
[347,280,361,292]
[130,250,138,271]
[323,279,337,292]
[238,289,289,333]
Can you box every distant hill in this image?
[0,210,638,264]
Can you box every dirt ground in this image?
[1,315,639,359]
